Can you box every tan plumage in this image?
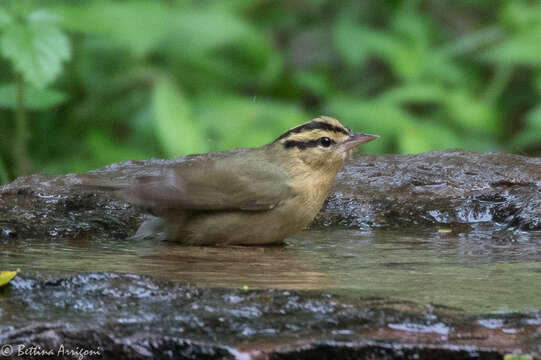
[85,116,378,245]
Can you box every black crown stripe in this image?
[275,121,349,142]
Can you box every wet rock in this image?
[0,272,538,359]
[315,150,540,232]
[0,150,539,241]
[1,151,539,359]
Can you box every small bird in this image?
[89,116,378,245]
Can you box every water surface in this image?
[1,226,540,313]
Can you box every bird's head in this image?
[272,116,379,172]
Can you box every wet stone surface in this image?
[317,150,540,232]
[0,150,539,241]
[0,150,540,359]
[1,272,540,359]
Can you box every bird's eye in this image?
[319,137,332,147]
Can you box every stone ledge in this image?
[1,272,538,359]
[1,150,539,241]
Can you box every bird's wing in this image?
[114,157,295,212]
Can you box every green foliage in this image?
[0,3,71,179]
[0,9,70,88]
[0,8,11,28]
[153,77,204,157]
[0,0,539,184]
[55,1,170,57]
[192,95,306,151]
[0,155,9,184]
[512,105,541,148]
[330,6,504,154]
[504,355,533,360]
[482,2,541,66]
[0,83,66,109]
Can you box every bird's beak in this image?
[341,132,379,150]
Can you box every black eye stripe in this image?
[275,121,349,141]
[283,138,336,150]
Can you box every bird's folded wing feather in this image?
[111,159,295,212]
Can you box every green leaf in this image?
[27,10,62,24]
[398,122,462,154]
[379,84,446,105]
[54,2,280,86]
[333,16,397,67]
[293,71,333,97]
[326,97,414,154]
[437,26,502,58]
[0,154,9,185]
[170,10,258,55]
[55,2,266,57]
[87,130,150,167]
[444,91,500,134]
[0,8,12,29]
[0,10,70,88]
[192,94,306,151]
[524,105,541,128]
[511,105,541,149]
[0,83,66,110]
[334,12,456,82]
[502,1,541,30]
[482,27,541,66]
[504,355,533,360]
[153,78,205,157]
[164,8,281,87]
[54,1,169,57]
[0,269,19,287]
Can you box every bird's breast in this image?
[282,172,337,228]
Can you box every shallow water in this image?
[1,226,540,314]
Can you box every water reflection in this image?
[0,236,331,290]
[1,226,540,313]
[295,227,541,313]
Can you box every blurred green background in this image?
[0,0,540,184]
